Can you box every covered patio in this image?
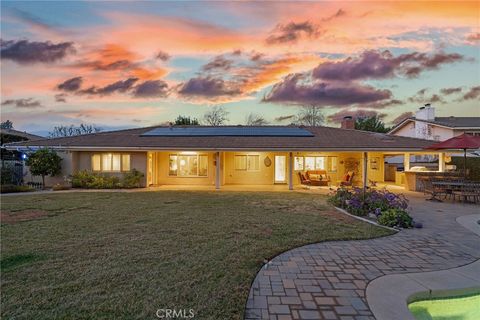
[145,150,449,192]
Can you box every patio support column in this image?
[438,152,445,172]
[404,152,411,171]
[215,151,221,190]
[363,152,368,190]
[288,152,293,190]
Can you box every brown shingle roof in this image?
[6,125,434,151]
[0,128,43,141]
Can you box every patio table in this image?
[431,181,480,202]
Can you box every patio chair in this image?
[298,172,311,188]
[424,178,449,202]
[452,183,480,203]
[338,171,355,187]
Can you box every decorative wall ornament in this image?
[264,156,272,167]
[344,158,360,174]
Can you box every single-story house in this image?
[7,123,448,191]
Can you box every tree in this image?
[0,120,13,129]
[203,106,229,126]
[355,116,391,133]
[174,115,199,125]
[294,105,324,126]
[25,148,62,188]
[245,113,268,126]
[49,124,102,138]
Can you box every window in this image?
[198,155,208,176]
[329,156,338,172]
[294,157,304,171]
[235,155,247,170]
[247,155,259,171]
[92,153,131,172]
[169,154,208,177]
[102,153,112,171]
[122,154,130,171]
[169,155,178,176]
[315,157,325,170]
[235,154,260,171]
[295,156,336,172]
[92,154,101,171]
[305,157,315,170]
[466,132,480,136]
[112,154,121,171]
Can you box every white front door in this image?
[274,155,286,183]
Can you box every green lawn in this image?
[1,191,392,319]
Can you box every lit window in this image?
[235,154,260,171]
[305,157,315,170]
[247,155,260,171]
[297,156,329,171]
[92,153,130,172]
[169,155,178,176]
[102,154,113,171]
[92,154,101,171]
[329,157,338,172]
[122,154,130,171]
[294,157,304,171]
[315,157,325,170]
[235,155,247,170]
[199,155,208,176]
[112,154,121,171]
[169,154,208,177]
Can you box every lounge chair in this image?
[338,171,355,187]
[298,172,311,189]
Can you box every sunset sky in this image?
[1,1,479,135]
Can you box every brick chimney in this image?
[341,116,355,129]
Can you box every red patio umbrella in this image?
[426,133,480,179]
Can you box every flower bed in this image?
[328,187,413,228]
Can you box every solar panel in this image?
[141,127,314,137]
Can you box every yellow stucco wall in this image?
[367,152,385,183]
[224,152,277,185]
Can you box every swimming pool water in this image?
[408,293,480,320]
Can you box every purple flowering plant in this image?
[328,187,412,227]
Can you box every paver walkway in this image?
[245,193,480,320]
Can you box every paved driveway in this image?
[245,192,480,320]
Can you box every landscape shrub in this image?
[71,170,144,189]
[122,169,144,188]
[328,187,413,228]
[377,208,413,228]
[0,184,35,194]
[1,166,15,185]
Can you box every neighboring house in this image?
[1,128,42,145]
[389,104,480,141]
[1,128,43,185]
[7,122,448,191]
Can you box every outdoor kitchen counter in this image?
[404,171,461,191]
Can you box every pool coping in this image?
[366,213,480,320]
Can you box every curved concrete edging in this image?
[366,213,480,320]
[334,206,399,232]
[366,259,480,320]
[456,214,480,236]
